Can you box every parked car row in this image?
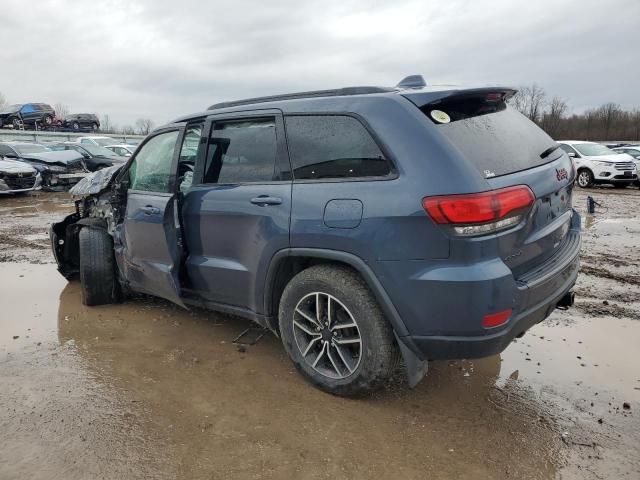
[558,141,639,188]
[0,103,102,132]
[0,139,128,194]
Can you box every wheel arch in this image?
[576,167,594,187]
[264,248,409,337]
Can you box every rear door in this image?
[181,109,292,313]
[117,127,186,306]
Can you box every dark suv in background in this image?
[63,113,100,131]
[51,76,580,396]
[0,103,56,129]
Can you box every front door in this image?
[182,110,292,314]
[117,128,186,306]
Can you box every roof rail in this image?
[207,86,395,110]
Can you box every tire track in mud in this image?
[579,264,640,286]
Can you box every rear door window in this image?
[426,102,557,178]
[284,115,391,180]
[201,118,277,184]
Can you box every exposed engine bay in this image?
[50,165,126,278]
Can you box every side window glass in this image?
[285,115,390,180]
[178,124,202,192]
[128,130,179,193]
[202,118,276,184]
[560,144,578,156]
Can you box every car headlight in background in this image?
[593,161,613,167]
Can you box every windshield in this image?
[92,138,114,147]
[82,144,119,157]
[14,144,51,154]
[0,104,22,114]
[574,143,615,157]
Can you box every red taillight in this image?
[482,309,512,328]
[485,92,504,102]
[422,185,535,225]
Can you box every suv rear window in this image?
[285,115,391,180]
[424,102,557,178]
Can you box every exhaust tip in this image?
[556,291,575,310]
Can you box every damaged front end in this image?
[50,165,125,278]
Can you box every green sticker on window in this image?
[430,110,451,124]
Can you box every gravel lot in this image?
[0,187,638,479]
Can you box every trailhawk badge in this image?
[556,167,568,181]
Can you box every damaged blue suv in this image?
[51,76,580,395]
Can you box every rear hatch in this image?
[405,88,576,278]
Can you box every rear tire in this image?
[279,264,400,396]
[78,227,120,306]
[72,121,80,130]
[577,169,594,188]
[12,118,20,129]
[91,123,98,131]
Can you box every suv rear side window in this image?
[285,115,391,180]
[426,103,557,178]
[202,118,277,184]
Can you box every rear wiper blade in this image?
[540,144,561,159]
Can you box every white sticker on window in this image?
[430,110,451,124]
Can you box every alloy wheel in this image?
[292,292,362,379]
[578,171,590,187]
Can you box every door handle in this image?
[250,196,282,206]
[141,205,161,215]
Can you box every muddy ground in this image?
[0,187,638,480]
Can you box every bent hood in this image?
[69,164,123,196]
[0,158,37,174]
[22,150,84,166]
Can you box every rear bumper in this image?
[390,212,582,361]
[406,255,578,359]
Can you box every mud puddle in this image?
[0,192,74,263]
[0,263,638,479]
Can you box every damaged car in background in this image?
[0,142,89,190]
[0,155,41,194]
[44,142,127,171]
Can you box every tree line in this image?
[0,93,154,136]
[510,84,640,141]
[3,86,639,140]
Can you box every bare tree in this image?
[135,118,154,135]
[120,125,136,135]
[0,91,8,111]
[540,97,568,138]
[510,84,547,123]
[101,114,114,133]
[631,108,640,141]
[54,103,70,119]
[596,102,621,140]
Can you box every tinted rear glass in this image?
[285,115,391,180]
[426,103,557,178]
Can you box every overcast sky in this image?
[1,0,638,128]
